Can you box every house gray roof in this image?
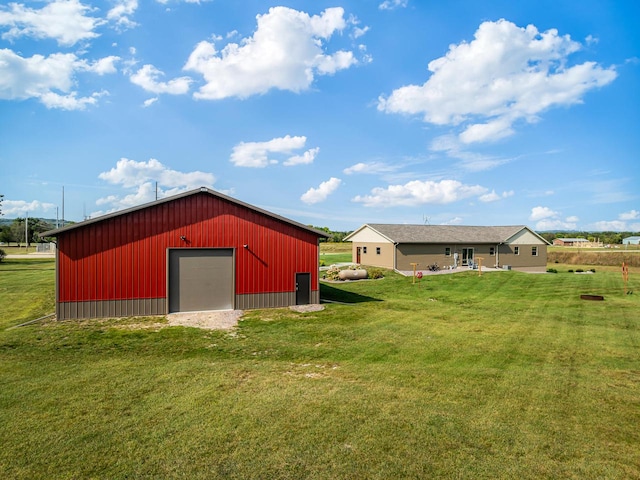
[351,224,547,244]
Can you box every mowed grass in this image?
[1,260,639,479]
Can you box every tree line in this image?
[0,218,56,246]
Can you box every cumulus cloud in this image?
[529,206,558,221]
[0,49,117,109]
[529,206,578,230]
[378,19,617,144]
[352,179,487,207]
[479,190,514,202]
[283,147,319,166]
[619,210,639,221]
[230,135,318,168]
[107,0,138,31]
[96,158,215,212]
[130,64,192,95]
[0,0,104,46]
[301,177,341,204]
[2,199,56,216]
[184,6,360,100]
[592,220,626,231]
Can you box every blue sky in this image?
[1,0,638,232]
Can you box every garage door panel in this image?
[169,249,234,313]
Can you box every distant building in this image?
[553,238,589,247]
[623,236,640,245]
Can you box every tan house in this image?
[344,224,549,273]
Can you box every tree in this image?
[9,218,54,246]
[0,225,15,246]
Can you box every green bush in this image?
[589,268,596,273]
[0,249,5,263]
[576,269,584,273]
[568,269,574,273]
[546,268,558,273]
[367,267,385,279]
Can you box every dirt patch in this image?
[167,310,244,330]
[289,304,325,313]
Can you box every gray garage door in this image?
[168,249,234,313]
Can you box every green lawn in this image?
[1,260,639,479]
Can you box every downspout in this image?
[394,242,398,270]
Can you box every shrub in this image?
[319,259,326,267]
[546,268,558,273]
[589,268,596,273]
[0,249,5,263]
[576,269,584,273]
[568,269,574,273]
[323,266,342,281]
[367,267,385,279]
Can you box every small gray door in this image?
[169,249,234,313]
[295,273,311,305]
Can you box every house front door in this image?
[462,248,474,266]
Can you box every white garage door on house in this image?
[168,249,234,313]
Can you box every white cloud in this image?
[2,199,56,216]
[343,161,397,175]
[184,7,359,100]
[301,177,341,204]
[591,220,627,231]
[479,190,514,202]
[379,0,408,10]
[0,49,116,110]
[352,179,487,207]
[142,97,158,107]
[530,206,578,230]
[619,210,639,221]
[0,0,104,46]
[529,206,558,221]
[107,0,138,31]
[378,19,617,144]
[130,64,192,95]
[85,55,120,74]
[283,147,319,166]
[230,135,317,168]
[96,158,215,212]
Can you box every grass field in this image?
[1,258,639,479]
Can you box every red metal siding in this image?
[56,193,320,303]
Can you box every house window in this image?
[445,247,451,256]
[363,246,367,254]
[514,246,519,255]
[532,246,538,256]
[376,247,381,255]
[489,247,495,256]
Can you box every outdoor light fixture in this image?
[180,235,187,241]
[243,244,248,248]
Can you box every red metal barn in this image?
[42,188,329,320]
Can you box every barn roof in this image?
[345,224,549,244]
[41,187,330,238]
[555,238,589,242]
